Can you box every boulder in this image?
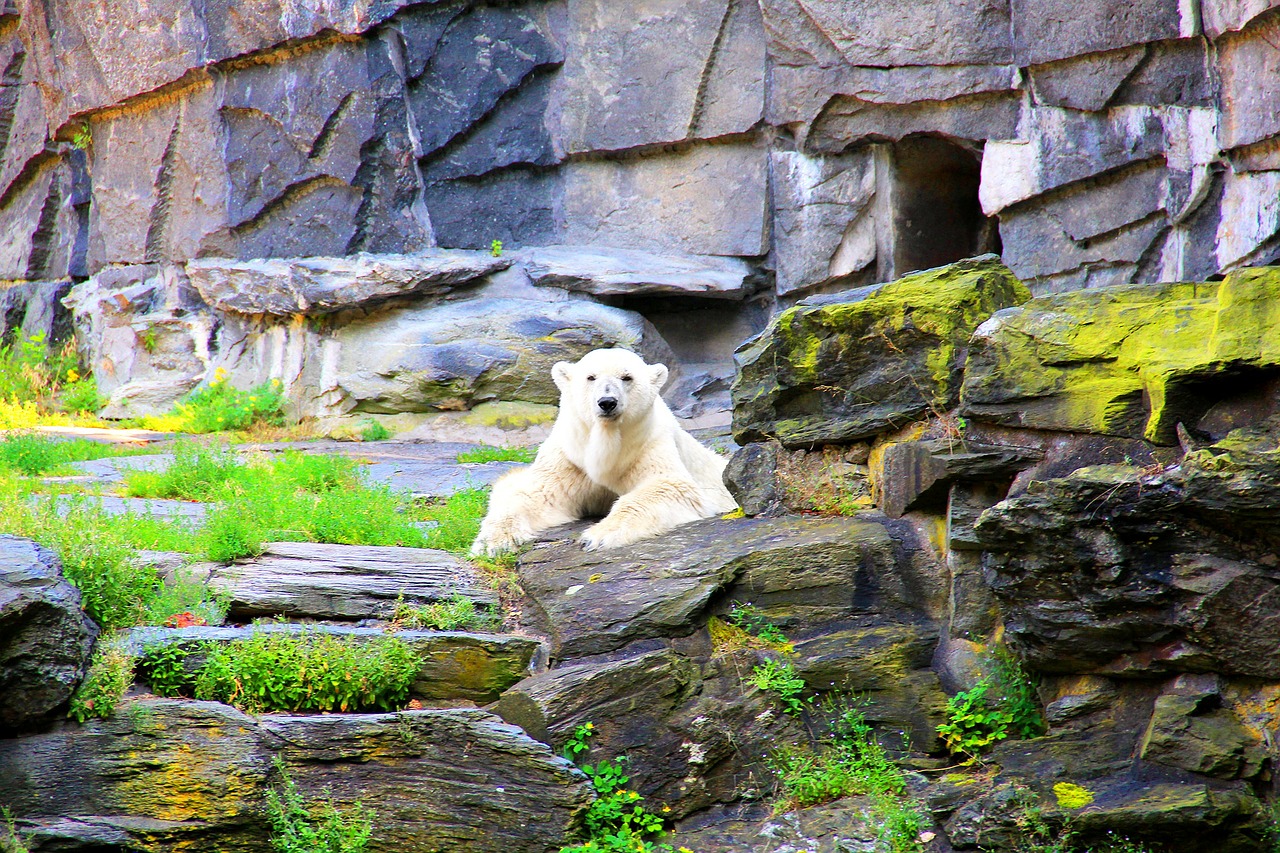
[516,514,934,660]
[1139,677,1265,780]
[209,542,497,622]
[334,297,673,413]
[725,441,874,518]
[960,268,1280,444]
[732,255,1029,448]
[0,698,592,853]
[127,625,539,704]
[186,252,510,316]
[0,536,98,732]
[975,452,1280,678]
[520,245,754,299]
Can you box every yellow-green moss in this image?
[461,401,557,429]
[1053,781,1095,810]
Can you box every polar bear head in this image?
[552,348,669,424]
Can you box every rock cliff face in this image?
[4,0,1280,422]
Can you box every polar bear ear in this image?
[552,361,575,392]
[650,363,669,390]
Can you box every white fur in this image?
[470,348,739,555]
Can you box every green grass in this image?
[194,631,421,714]
[132,370,286,434]
[456,445,536,464]
[390,593,500,632]
[413,487,489,554]
[0,433,149,476]
[123,443,360,502]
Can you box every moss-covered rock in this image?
[732,255,1029,448]
[961,267,1280,444]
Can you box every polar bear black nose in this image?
[598,397,618,414]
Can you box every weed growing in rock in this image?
[414,487,490,554]
[1,807,31,853]
[267,759,374,853]
[559,723,680,853]
[69,637,136,722]
[358,418,391,442]
[138,643,197,697]
[194,631,421,714]
[937,647,1044,762]
[0,433,143,476]
[728,602,790,646]
[390,593,499,632]
[490,238,503,257]
[770,703,927,853]
[144,370,286,434]
[143,570,227,631]
[456,444,537,464]
[749,658,810,716]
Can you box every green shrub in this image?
[193,632,421,714]
[0,332,78,404]
[455,445,536,464]
[772,703,926,853]
[749,658,810,716]
[414,487,489,554]
[559,723,673,853]
[165,370,286,434]
[139,643,197,697]
[267,759,374,853]
[60,376,104,414]
[937,648,1044,762]
[358,418,391,442]
[728,602,790,646]
[69,638,136,722]
[123,441,244,500]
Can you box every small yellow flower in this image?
[585,722,594,730]
[661,805,671,813]
[66,369,80,383]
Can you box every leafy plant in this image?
[490,238,504,257]
[728,602,790,646]
[390,593,498,632]
[139,326,159,354]
[69,638,136,722]
[193,632,421,714]
[358,418,391,442]
[139,643,196,697]
[266,759,374,853]
[749,658,810,716]
[1,807,31,853]
[456,445,536,464]
[148,369,286,434]
[559,724,676,853]
[60,376,104,414]
[937,648,1044,762]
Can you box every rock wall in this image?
[3,0,1280,419]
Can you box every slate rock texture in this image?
[0,536,98,733]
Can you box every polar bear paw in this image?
[469,519,529,557]
[580,521,639,551]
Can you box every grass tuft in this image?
[456,445,536,464]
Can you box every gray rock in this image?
[1202,0,1280,36]
[520,245,753,299]
[517,514,926,660]
[424,166,563,250]
[554,0,764,153]
[128,625,539,704]
[876,439,1041,518]
[0,156,80,281]
[0,279,73,344]
[999,206,1167,291]
[1114,39,1214,107]
[770,149,876,296]
[1139,682,1265,779]
[0,698,592,853]
[1028,46,1148,111]
[810,91,1020,151]
[1217,16,1280,150]
[334,296,673,412]
[562,142,769,257]
[1010,0,1182,67]
[732,256,1029,448]
[187,251,509,316]
[0,536,98,733]
[210,542,497,621]
[722,441,784,516]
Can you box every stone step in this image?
[0,699,591,853]
[208,542,498,621]
[127,624,542,704]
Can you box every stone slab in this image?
[520,245,753,299]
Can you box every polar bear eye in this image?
[621,374,633,382]
[586,374,596,381]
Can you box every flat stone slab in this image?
[520,245,753,299]
[0,699,591,853]
[187,251,511,316]
[211,542,496,621]
[518,514,917,660]
[128,625,542,703]
[54,494,207,521]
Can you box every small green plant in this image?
[748,658,810,716]
[69,638,136,722]
[0,433,137,475]
[146,369,286,434]
[60,375,105,414]
[414,487,490,555]
[139,326,159,354]
[70,122,92,151]
[390,593,498,631]
[455,445,536,464]
[194,632,421,714]
[771,702,927,853]
[266,759,374,853]
[728,602,790,646]
[937,648,1044,762]
[139,643,196,697]
[490,238,503,257]
[1,807,31,853]
[358,418,391,442]
[559,723,674,853]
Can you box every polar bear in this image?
[470,348,738,555]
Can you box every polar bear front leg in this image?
[470,462,613,557]
[580,476,710,551]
